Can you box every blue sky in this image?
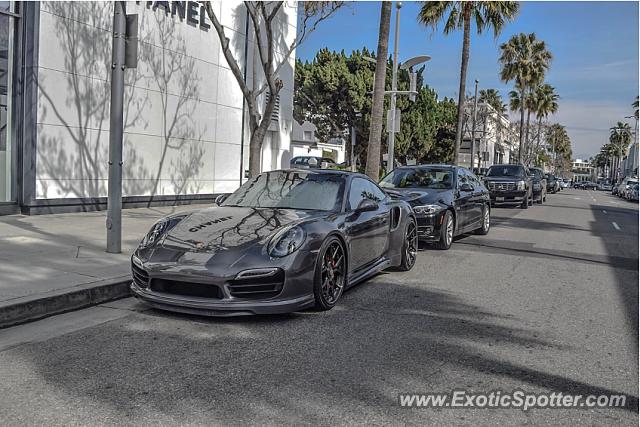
[296,1,639,159]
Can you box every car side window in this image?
[348,177,385,211]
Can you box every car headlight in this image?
[268,225,306,257]
[533,182,541,190]
[139,216,185,248]
[517,180,526,191]
[413,204,441,215]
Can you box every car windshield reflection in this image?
[380,168,453,189]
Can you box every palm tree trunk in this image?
[453,4,472,166]
[524,107,532,165]
[518,88,525,163]
[365,2,392,180]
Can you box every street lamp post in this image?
[387,2,402,172]
[470,79,479,171]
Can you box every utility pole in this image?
[107,2,137,253]
[387,2,401,173]
[470,79,479,171]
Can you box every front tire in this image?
[397,219,418,271]
[313,236,346,311]
[435,210,454,250]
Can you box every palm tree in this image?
[499,33,553,163]
[418,1,520,165]
[365,2,392,180]
[609,121,632,181]
[479,89,507,114]
[633,96,639,120]
[531,83,559,165]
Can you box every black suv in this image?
[484,164,534,209]
[545,174,560,193]
[528,167,547,204]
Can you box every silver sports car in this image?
[130,169,417,316]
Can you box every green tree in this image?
[633,96,639,120]
[479,89,507,114]
[499,33,552,163]
[418,1,520,166]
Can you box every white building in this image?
[571,159,594,182]
[0,1,297,214]
[290,120,346,164]
[460,102,515,170]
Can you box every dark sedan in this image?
[379,165,490,250]
[130,170,417,316]
[528,167,547,204]
[484,164,533,209]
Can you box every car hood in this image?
[159,206,323,254]
[384,188,451,206]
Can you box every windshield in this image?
[380,167,453,189]
[223,171,345,211]
[530,169,544,179]
[487,165,525,178]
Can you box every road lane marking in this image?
[602,210,607,214]
[612,222,621,231]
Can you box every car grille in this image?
[132,262,149,288]
[487,181,516,191]
[150,279,224,299]
[227,268,285,300]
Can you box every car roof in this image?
[395,164,456,170]
[269,168,366,178]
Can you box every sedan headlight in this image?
[413,204,441,215]
[268,225,306,257]
[516,180,526,191]
[140,216,185,248]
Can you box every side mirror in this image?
[308,157,319,168]
[320,161,329,169]
[460,183,474,192]
[355,198,379,213]
[215,194,229,206]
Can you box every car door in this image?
[455,168,474,231]
[467,170,486,226]
[345,177,390,273]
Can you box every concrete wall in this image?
[34,1,296,200]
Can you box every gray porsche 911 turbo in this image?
[130,169,417,316]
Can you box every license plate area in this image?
[496,197,505,202]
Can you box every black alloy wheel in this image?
[398,219,418,271]
[313,237,346,311]
[474,204,490,235]
[435,210,454,250]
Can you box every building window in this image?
[304,130,313,141]
[0,1,16,202]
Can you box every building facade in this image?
[460,102,515,170]
[571,159,595,182]
[0,1,297,215]
[290,120,346,165]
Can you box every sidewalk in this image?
[0,205,198,327]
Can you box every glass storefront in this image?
[0,1,16,202]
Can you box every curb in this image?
[0,277,132,329]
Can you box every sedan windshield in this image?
[487,166,525,178]
[530,169,544,179]
[223,171,345,211]
[380,168,453,189]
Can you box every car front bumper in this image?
[130,282,315,316]
[415,211,445,241]
[489,190,526,205]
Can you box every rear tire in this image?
[435,211,454,250]
[474,204,490,235]
[521,194,529,209]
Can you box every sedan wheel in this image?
[435,211,454,250]
[398,219,418,271]
[475,205,490,235]
[313,237,346,311]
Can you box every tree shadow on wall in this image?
[36,1,208,205]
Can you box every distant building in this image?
[571,159,595,182]
[459,103,515,169]
[621,142,639,177]
[289,120,346,165]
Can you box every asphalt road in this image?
[0,189,637,426]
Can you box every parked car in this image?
[583,181,598,190]
[616,177,638,198]
[131,169,417,315]
[573,182,584,189]
[601,183,613,191]
[622,179,639,199]
[379,165,490,250]
[560,179,570,189]
[483,164,533,209]
[528,167,547,204]
[289,156,337,169]
[629,183,639,202]
[545,174,561,193]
